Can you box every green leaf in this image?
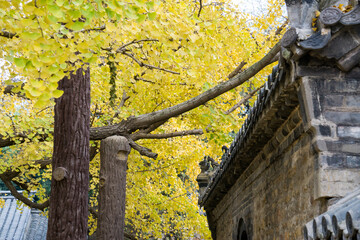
[48,5,64,18]
[125,8,138,19]
[148,12,156,20]
[137,14,146,22]
[22,32,41,40]
[34,99,50,108]
[106,8,115,18]
[52,89,64,98]
[68,21,85,31]
[146,1,155,10]
[48,82,58,91]
[14,58,27,68]
[72,0,83,6]
[55,0,65,6]
[68,10,81,19]
[60,63,67,69]
[28,87,42,97]
[39,92,51,101]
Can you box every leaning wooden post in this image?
[97,136,131,240]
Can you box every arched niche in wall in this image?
[237,218,249,240]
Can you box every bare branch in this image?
[128,138,158,159]
[3,84,28,99]
[224,85,263,115]
[129,163,175,174]
[0,176,49,211]
[0,30,17,39]
[227,61,247,79]
[74,25,106,34]
[131,129,203,141]
[198,0,203,17]
[116,39,159,53]
[122,52,180,75]
[134,75,155,84]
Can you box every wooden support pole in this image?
[97,136,131,240]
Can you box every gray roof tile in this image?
[0,192,47,240]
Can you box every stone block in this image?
[338,126,360,138]
[337,45,360,72]
[342,144,360,154]
[324,111,360,125]
[314,168,360,199]
[328,79,360,93]
[317,30,359,60]
[345,67,360,79]
[346,156,360,168]
[345,95,360,108]
[324,95,344,107]
[296,65,341,77]
[325,154,345,168]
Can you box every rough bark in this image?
[97,136,131,240]
[47,67,90,240]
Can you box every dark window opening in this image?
[237,218,249,240]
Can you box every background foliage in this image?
[0,0,285,238]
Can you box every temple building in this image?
[197,3,360,239]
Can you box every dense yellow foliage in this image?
[0,0,285,238]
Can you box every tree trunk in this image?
[97,136,131,240]
[47,67,91,240]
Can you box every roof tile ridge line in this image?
[200,64,283,206]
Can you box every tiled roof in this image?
[199,64,299,208]
[304,188,360,239]
[0,191,47,240]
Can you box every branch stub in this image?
[53,167,68,181]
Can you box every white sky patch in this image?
[231,0,270,15]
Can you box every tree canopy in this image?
[0,0,285,238]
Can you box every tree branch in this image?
[227,61,247,79]
[224,85,263,115]
[74,25,106,33]
[127,138,158,159]
[0,176,49,211]
[0,30,17,39]
[124,42,281,130]
[3,84,28,99]
[122,52,180,75]
[131,129,203,141]
[198,0,203,17]
[116,39,159,53]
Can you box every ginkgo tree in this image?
[0,0,285,239]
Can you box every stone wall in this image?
[298,63,360,199]
[210,108,327,239]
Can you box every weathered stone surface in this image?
[317,30,359,60]
[282,28,298,48]
[340,5,360,25]
[320,7,343,26]
[299,29,332,50]
[325,111,360,125]
[337,45,360,71]
[338,126,360,138]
